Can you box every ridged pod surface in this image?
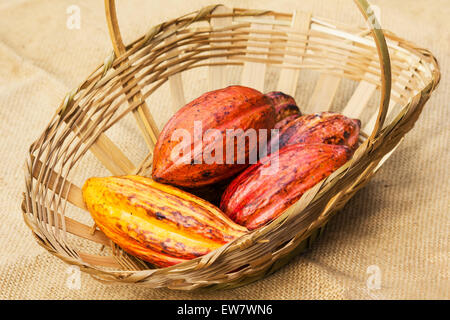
[264,91,301,122]
[82,175,248,267]
[220,143,353,230]
[274,113,301,130]
[275,112,361,151]
[152,86,299,188]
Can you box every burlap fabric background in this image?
[0,0,448,299]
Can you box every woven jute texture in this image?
[0,0,448,299]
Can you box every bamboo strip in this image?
[307,30,370,113]
[276,10,311,96]
[88,133,135,175]
[241,18,273,92]
[342,80,377,118]
[208,6,233,91]
[60,94,135,175]
[64,217,110,246]
[78,252,122,268]
[165,29,186,112]
[341,42,379,118]
[363,48,417,132]
[307,73,342,112]
[31,157,86,211]
[41,210,110,246]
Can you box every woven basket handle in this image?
[104,0,126,55]
[354,0,391,139]
[104,0,391,139]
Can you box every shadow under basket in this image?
[22,0,440,290]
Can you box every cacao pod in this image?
[264,91,301,122]
[274,112,361,152]
[82,175,247,267]
[220,143,352,230]
[274,113,301,130]
[152,86,299,188]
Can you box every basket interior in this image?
[23,6,437,280]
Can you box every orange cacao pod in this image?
[274,112,361,151]
[152,86,299,188]
[220,143,352,230]
[82,175,247,267]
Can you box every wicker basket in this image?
[22,0,440,290]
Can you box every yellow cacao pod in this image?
[82,175,248,267]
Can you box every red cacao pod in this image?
[275,112,361,152]
[220,143,352,230]
[152,86,297,188]
[274,113,301,130]
[264,91,301,122]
